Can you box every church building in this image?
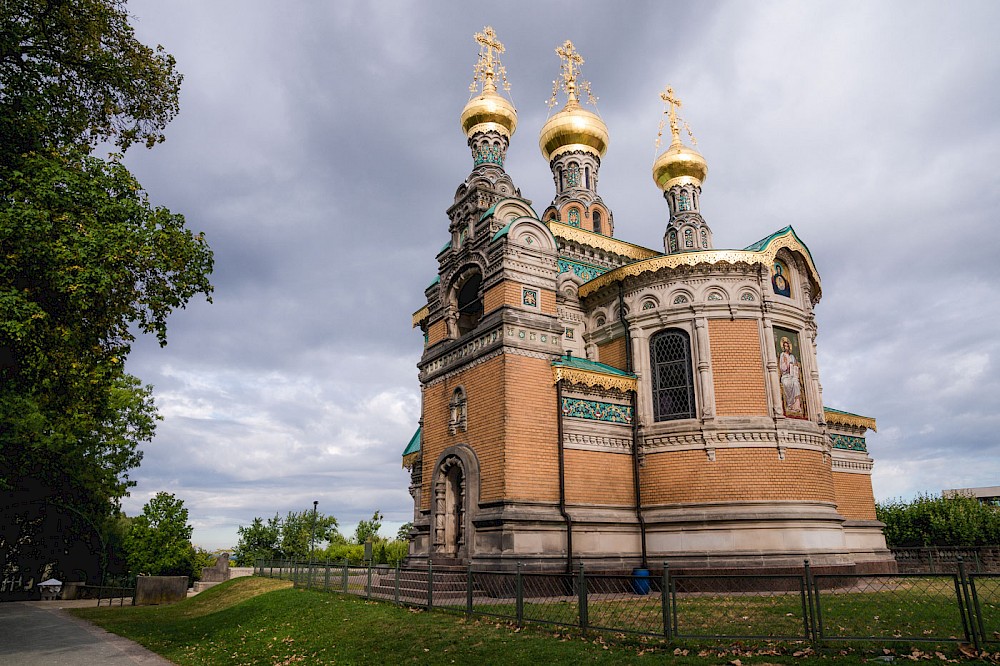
[402,29,894,574]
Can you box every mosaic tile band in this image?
[558,258,607,282]
[561,397,633,425]
[831,433,867,452]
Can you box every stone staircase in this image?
[368,559,472,605]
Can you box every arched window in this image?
[585,166,591,190]
[455,271,483,336]
[668,230,678,253]
[650,329,696,421]
[592,210,602,235]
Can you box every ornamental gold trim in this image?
[548,221,660,262]
[412,304,430,328]
[824,409,877,432]
[552,365,637,392]
[577,231,822,300]
[402,452,420,469]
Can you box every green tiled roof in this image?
[402,427,421,456]
[551,354,636,378]
[438,240,452,254]
[743,225,814,260]
[491,221,513,242]
[824,407,870,419]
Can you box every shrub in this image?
[877,493,1000,547]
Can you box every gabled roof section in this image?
[548,221,661,263]
[824,407,877,432]
[552,354,637,392]
[479,197,540,222]
[402,427,421,468]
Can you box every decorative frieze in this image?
[421,327,504,376]
[557,258,607,282]
[832,458,874,473]
[831,433,867,452]
[561,397,632,424]
[563,432,632,454]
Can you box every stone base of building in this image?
[407,499,896,575]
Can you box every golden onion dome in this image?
[539,99,609,162]
[652,139,708,190]
[461,88,517,139]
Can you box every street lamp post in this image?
[309,500,319,565]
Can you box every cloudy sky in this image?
[117,1,1000,550]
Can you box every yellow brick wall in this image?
[427,318,448,346]
[483,282,557,316]
[641,448,835,504]
[832,471,877,520]
[708,319,768,416]
[565,449,634,506]
[598,337,628,371]
[420,355,506,510]
[503,354,560,502]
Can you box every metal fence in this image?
[255,559,999,650]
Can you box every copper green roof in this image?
[552,354,635,378]
[743,225,814,262]
[479,197,540,222]
[438,240,452,254]
[402,427,421,457]
[491,221,513,242]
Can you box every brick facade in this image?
[503,354,560,502]
[708,319,768,416]
[640,448,835,505]
[597,336,628,371]
[564,448,634,506]
[832,471,878,520]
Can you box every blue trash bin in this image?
[631,567,650,595]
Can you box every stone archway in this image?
[434,456,466,556]
[429,444,480,562]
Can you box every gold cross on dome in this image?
[660,85,683,143]
[556,40,584,96]
[471,26,507,94]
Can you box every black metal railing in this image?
[254,558,995,649]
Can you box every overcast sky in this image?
[117,1,1000,550]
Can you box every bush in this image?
[322,539,409,566]
[877,493,1000,547]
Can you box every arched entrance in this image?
[434,457,465,556]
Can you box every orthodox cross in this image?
[549,40,596,109]
[656,85,697,151]
[471,26,509,94]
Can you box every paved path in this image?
[0,601,173,665]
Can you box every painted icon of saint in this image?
[778,335,806,418]
[772,261,791,297]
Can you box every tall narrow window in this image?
[593,210,602,235]
[650,329,696,421]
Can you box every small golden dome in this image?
[652,139,708,190]
[539,100,609,162]
[460,89,518,139]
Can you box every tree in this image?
[0,0,182,165]
[278,510,340,560]
[0,0,211,586]
[877,493,1000,547]
[353,510,384,544]
[233,515,281,566]
[124,492,194,577]
[396,522,413,541]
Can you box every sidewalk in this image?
[0,601,173,665]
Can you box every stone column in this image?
[693,312,715,420]
[630,326,652,424]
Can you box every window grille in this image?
[650,329,696,421]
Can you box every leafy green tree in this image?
[0,0,211,586]
[189,546,216,581]
[0,0,182,165]
[124,492,194,577]
[877,493,1000,547]
[396,522,413,541]
[353,510,384,544]
[233,515,282,566]
[279,510,340,559]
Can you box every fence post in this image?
[427,560,434,609]
[661,562,671,640]
[577,563,588,635]
[366,561,372,600]
[395,562,400,605]
[466,563,473,618]
[324,559,331,590]
[804,559,819,643]
[515,562,524,627]
[957,557,980,652]
[342,559,349,593]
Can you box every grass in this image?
[69,576,998,665]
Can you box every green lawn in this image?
[70,577,992,665]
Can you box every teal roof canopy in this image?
[402,427,421,457]
[551,354,636,378]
